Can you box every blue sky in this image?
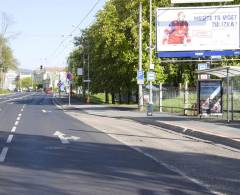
[0,0,106,70]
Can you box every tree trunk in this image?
[127,89,131,104]
[119,90,122,104]
[105,91,109,104]
[111,93,115,104]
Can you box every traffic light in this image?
[40,65,43,70]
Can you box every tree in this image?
[20,77,32,89]
[68,0,240,104]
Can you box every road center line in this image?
[11,126,16,133]
[21,109,24,112]
[6,134,14,144]
[16,117,21,121]
[15,121,19,126]
[0,147,8,162]
[18,114,22,117]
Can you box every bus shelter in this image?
[197,66,240,122]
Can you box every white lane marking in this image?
[6,134,14,144]
[18,114,22,117]
[99,130,222,195]
[0,94,35,104]
[42,109,52,113]
[21,109,23,112]
[17,117,21,121]
[0,147,8,162]
[53,131,80,144]
[11,126,16,133]
[15,121,19,126]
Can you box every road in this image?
[0,93,238,195]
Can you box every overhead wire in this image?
[48,0,101,63]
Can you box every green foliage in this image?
[20,77,32,89]
[67,0,240,100]
[0,35,18,71]
[0,88,9,94]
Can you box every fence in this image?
[143,80,240,120]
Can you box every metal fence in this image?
[143,80,240,120]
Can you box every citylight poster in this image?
[198,80,223,115]
[156,6,240,51]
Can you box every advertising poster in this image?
[156,6,240,52]
[198,80,223,115]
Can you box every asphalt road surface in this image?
[0,93,236,195]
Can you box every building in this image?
[3,69,32,91]
[33,67,67,90]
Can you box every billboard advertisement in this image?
[156,6,240,52]
[198,80,222,115]
[171,0,233,3]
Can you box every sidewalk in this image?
[53,95,240,150]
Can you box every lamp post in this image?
[147,0,154,116]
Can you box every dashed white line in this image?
[16,117,21,121]
[6,134,14,144]
[11,126,16,133]
[18,114,22,117]
[21,109,23,112]
[15,121,19,126]
[0,147,8,162]
[42,109,46,113]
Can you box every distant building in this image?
[3,70,18,91]
[33,67,67,90]
[3,69,32,91]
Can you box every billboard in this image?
[156,6,240,52]
[172,0,233,3]
[198,80,222,115]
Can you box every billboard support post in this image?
[184,81,189,115]
[231,79,234,121]
[227,67,229,122]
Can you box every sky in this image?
[0,0,106,70]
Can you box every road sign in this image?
[198,63,210,80]
[67,72,73,80]
[83,79,91,83]
[147,71,156,81]
[137,70,144,84]
[198,63,209,70]
[57,81,63,87]
[77,68,83,76]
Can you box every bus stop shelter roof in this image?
[197,66,240,78]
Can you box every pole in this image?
[148,0,153,116]
[68,80,71,105]
[231,79,234,121]
[138,2,144,111]
[87,54,90,103]
[159,83,162,112]
[227,67,229,122]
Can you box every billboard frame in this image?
[156,5,240,57]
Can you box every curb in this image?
[137,118,240,150]
[52,96,240,150]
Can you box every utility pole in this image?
[87,54,90,103]
[138,2,144,111]
[148,0,154,115]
